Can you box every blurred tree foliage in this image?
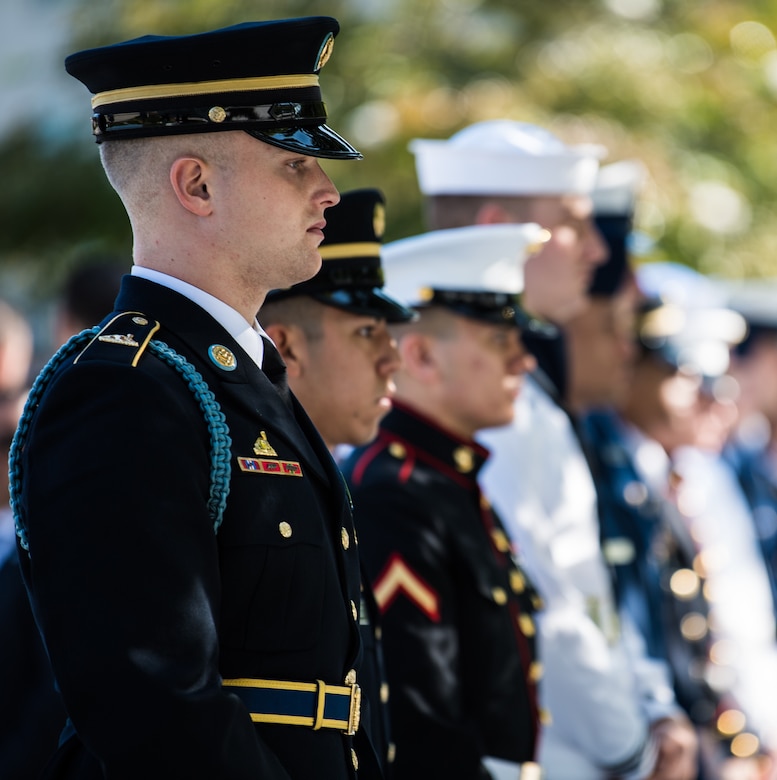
[4,0,777,291]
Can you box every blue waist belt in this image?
[222,677,362,735]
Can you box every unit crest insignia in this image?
[253,431,278,457]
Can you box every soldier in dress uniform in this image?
[628,265,777,777]
[412,121,696,779]
[569,170,738,778]
[341,223,547,780]
[260,188,417,776]
[9,19,381,780]
[725,280,777,621]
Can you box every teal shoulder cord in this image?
[10,329,232,552]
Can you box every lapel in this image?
[114,276,331,487]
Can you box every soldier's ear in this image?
[169,156,213,217]
[264,324,305,379]
[399,332,439,381]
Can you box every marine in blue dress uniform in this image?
[569,172,730,774]
[570,163,711,713]
[594,262,768,774]
[261,188,418,777]
[9,19,381,780]
[341,224,547,780]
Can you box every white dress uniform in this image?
[478,375,679,779]
[673,445,777,754]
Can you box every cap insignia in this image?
[208,344,237,371]
[253,431,278,457]
[208,106,227,123]
[315,33,334,71]
[373,202,386,239]
[526,229,552,255]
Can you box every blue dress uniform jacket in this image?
[581,409,721,728]
[14,276,380,780]
[341,403,541,780]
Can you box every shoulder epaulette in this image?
[74,311,160,367]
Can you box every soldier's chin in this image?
[484,409,515,431]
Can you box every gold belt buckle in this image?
[345,683,361,735]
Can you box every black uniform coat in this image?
[15,276,379,780]
[341,403,541,780]
[0,547,66,779]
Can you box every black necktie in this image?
[261,336,291,407]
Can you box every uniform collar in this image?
[131,266,268,368]
[380,401,489,482]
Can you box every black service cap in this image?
[65,17,361,160]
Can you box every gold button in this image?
[388,442,406,459]
[540,708,553,725]
[731,733,760,758]
[510,570,526,594]
[351,600,358,621]
[670,568,700,600]
[519,613,536,637]
[375,626,382,641]
[717,709,746,736]
[521,762,543,780]
[380,682,390,703]
[491,529,511,553]
[480,495,491,510]
[278,521,292,538]
[680,612,708,642]
[387,743,396,763]
[341,527,350,550]
[453,445,474,473]
[529,660,543,682]
[531,595,544,610]
[492,587,507,605]
[345,669,357,685]
[351,748,359,770]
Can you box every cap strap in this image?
[319,242,381,261]
[92,73,320,108]
[94,101,327,137]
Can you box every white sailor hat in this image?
[591,160,646,216]
[382,223,549,328]
[409,120,606,197]
[636,263,747,380]
[636,261,726,309]
[725,278,777,331]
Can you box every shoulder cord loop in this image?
[10,329,232,552]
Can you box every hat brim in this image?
[439,300,555,335]
[312,287,417,323]
[246,124,362,160]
